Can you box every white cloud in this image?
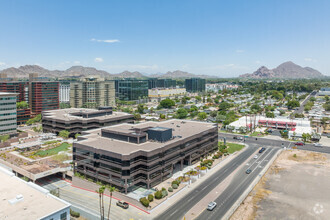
[73,61,81,64]
[91,38,120,43]
[0,62,6,66]
[94,57,104,63]
[236,49,244,53]
[255,60,261,64]
[304,57,317,62]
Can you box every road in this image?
[154,145,259,220]
[293,90,317,114]
[36,176,150,220]
[196,147,279,220]
[220,133,330,154]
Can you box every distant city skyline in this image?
[0,0,329,77]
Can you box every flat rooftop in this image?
[42,108,133,121]
[0,92,18,96]
[77,119,217,155]
[0,167,70,220]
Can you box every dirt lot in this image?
[231,149,330,220]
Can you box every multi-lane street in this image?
[154,145,259,220]
[196,147,279,220]
[293,90,317,114]
[220,133,330,154]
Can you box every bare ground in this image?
[230,150,330,220]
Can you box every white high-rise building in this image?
[59,83,70,103]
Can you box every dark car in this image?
[259,147,266,153]
[233,136,238,139]
[116,201,129,209]
[246,169,252,174]
[295,142,304,146]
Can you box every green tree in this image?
[210,111,217,118]
[197,112,207,120]
[325,95,329,101]
[287,100,300,109]
[218,101,231,111]
[59,130,69,139]
[16,101,29,109]
[159,113,166,119]
[26,114,42,125]
[96,186,106,220]
[134,113,141,120]
[160,99,175,108]
[176,108,188,119]
[137,104,145,114]
[106,185,116,220]
[266,111,275,118]
[75,133,81,139]
[195,96,202,101]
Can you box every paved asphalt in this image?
[293,90,317,114]
[154,145,259,220]
[220,133,330,154]
[196,147,279,220]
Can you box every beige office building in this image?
[70,77,115,108]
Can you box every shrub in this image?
[172,184,178,189]
[171,180,180,186]
[155,190,163,199]
[168,187,173,192]
[70,209,80,218]
[161,187,166,191]
[200,166,207,170]
[293,154,297,158]
[140,197,150,207]
[162,189,168,198]
[148,194,154,202]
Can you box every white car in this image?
[313,143,322,147]
[207,202,217,211]
[254,155,258,159]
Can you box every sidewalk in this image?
[150,144,249,217]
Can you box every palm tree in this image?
[96,185,106,220]
[106,185,116,220]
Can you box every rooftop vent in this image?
[8,194,24,205]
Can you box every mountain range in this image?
[0,65,216,79]
[240,61,324,78]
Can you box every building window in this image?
[60,212,67,220]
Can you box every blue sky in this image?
[0,0,329,77]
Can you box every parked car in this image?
[313,143,322,147]
[254,155,258,159]
[295,142,304,146]
[207,202,217,211]
[246,169,252,174]
[116,201,129,209]
[237,136,243,140]
[233,136,238,139]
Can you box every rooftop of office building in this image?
[0,92,19,96]
[42,108,133,121]
[0,167,70,220]
[76,119,217,155]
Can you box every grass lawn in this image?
[250,131,265,137]
[219,142,245,154]
[35,142,70,157]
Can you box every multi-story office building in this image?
[17,108,31,125]
[29,73,59,115]
[0,167,71,220]
[73,120,218,193]
[0,92,17,135]
[185,78,206,93]
[148,78,177,89]
[70,77,115,108]
[0,74,28,102]
[59,82,70,103]
[42,107,134,136]
[148,88,186,103]
[115,79,148,101]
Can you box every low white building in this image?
[0,167,71,220]
[148,88,186,103]
[228,115,312,138]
